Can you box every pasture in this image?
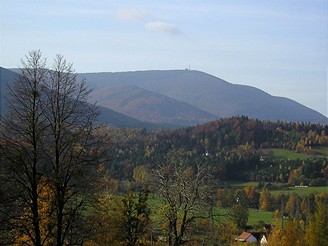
[265,148,314,161]
[269,186,328,196]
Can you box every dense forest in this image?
[0,51,327,246]
[101,116,328,186]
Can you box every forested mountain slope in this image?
[101,117,328,184]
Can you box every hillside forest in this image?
[0,51,327,246]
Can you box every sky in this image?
[1,0,327,117]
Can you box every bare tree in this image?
[0,50,48,245]
[42,55,98,245]
[152,160,215,246]
[0,51,98,245]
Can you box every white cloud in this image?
[145,21,181,34]
[117,9,148,21]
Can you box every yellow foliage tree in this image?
[268,211,305,246]
[267,210,283,246]
[15,177,55,245]
[259,188,272,211]
[304,200,328,246]
[86,175,120,245]
[280,220,304,246]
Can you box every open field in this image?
[248,209,274,225]
[229,181,260,187]
[263,146,328,161]
[212,208,274,225]
[270,186,328,196]
[266,148,314,160]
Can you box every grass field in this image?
[263,146,328,161]
[248,209,274,225]
[229,181,259,187]
[212,208,274,225]
[270,186,328,196]
[267,148,313,160]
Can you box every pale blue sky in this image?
[1,0,327,117]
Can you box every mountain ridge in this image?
[81,69,327,125]
[1,67,327,127]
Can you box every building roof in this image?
[236,232,253,241]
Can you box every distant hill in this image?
[0,67,17,116]
[1,67,327,126]
[90,85,216,125]
[0,67,163,129]
[81,70,327,125]
[96,105,166,129]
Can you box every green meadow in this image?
[269,148,313,160]
[248,209,274,225]
[269,186,328,196]
[262,146,327,161]
[212,208,274,225]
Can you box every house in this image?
[235,232,269,245]
[235,232,257,244]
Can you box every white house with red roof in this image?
[235,232,258,243]
[235,232,268,245]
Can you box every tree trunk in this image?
[31,180,41,246]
